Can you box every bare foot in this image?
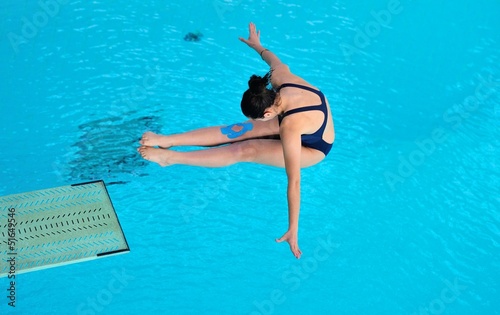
[140,131,172,148]
[137,146,172,166]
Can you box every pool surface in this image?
[1,0,499,314]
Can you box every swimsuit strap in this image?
[278,83,327,119]
[280,104,324,118]
[277,83,321,95]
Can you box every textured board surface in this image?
[0,180,129,277]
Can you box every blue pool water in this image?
[1,0,499,314]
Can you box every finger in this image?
[276,237,284,243]
[293,247,301,259]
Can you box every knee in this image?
[231,141,258,162]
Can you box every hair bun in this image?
[248,75,268,94]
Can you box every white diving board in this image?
[0,180,129,277]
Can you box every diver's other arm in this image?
[275,121,303,259]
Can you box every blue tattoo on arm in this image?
[220,122,254,139]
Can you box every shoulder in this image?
[270,63,294,88]
[271,66,316,92]
[279,112,307,135]
[272,63,290,74]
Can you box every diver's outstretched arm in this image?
[239,22,295,88]
[238,22,285,69]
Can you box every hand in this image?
[238,22,262,49]
[276,229,302,259]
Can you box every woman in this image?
[138,22,335,259]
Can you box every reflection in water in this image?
[66,111,162,185]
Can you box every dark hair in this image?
[240,72,276,119]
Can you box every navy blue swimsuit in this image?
[277,83,333,156]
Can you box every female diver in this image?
[138,22,335,259]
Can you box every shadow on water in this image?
[64,110,163,186]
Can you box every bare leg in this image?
[140,118,279,148]
[137,139,324,168]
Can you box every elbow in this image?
[286,166,301,187]
[288,177,301,189]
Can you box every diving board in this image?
[0,180,129,277]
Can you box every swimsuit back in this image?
[277,83,332,156]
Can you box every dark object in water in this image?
[184,31,203,42]
[107,181,129,186]
[57,110,163,185]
